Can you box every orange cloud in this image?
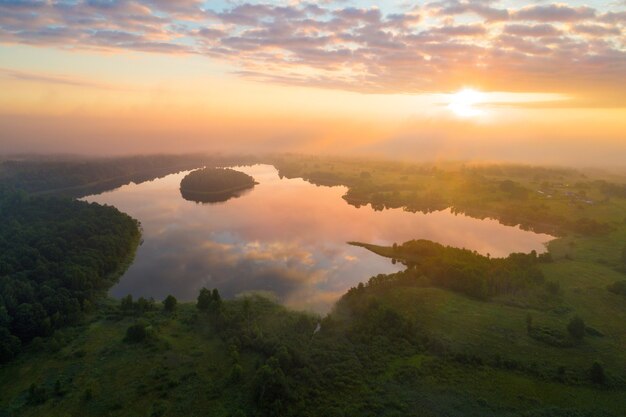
[0,1,624,104]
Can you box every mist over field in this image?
[1,112,625,169]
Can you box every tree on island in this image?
[180,168,257,203]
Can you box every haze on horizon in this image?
[0,0,625,167]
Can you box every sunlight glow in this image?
[448,88,486,118]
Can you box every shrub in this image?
[54,379,64,397]
[590,362,605,384]
[545,281,560,296]
[230,364,243,382]
[27,383,47,405]
[529,326,573,348]
[125,323,148,343]
[0,327,21,363]
[82,388,93,401]
[567,316,586,341]
[121,295,134,313]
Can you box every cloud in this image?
[0,1,625,103]
[432,0,509,22]
[503,23,561,37]
[512,4,596,22]
[0,0,46,8]
[572,24,621,36]
[0,67,134,90]
[599,11,626,24]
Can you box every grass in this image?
[386,354,625,416]
[0,303,241,417]
[350,229,626,385]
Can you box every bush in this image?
[545,281,560,296]
[590,362,605,384]
[0,327,21,363]
[230,364,243,382]
[529,326,573,348]
[82,388,93,401]
[27,383,47,405]
[567,316,586,341]
[54,379,64,397]
[125,323,148,343]
[121,294,134,313]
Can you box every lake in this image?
[84,164,554,312]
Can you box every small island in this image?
[180,167,257,203]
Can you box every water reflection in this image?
[180,186,255,204]
[84,164,554,313]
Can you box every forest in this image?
[0,187,140,363]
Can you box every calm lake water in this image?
[84,164,554,312]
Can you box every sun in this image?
[448,88,485,118]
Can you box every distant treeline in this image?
[0,188,140,363]
[0,154,261,198]
[272,156,622,237]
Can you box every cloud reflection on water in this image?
[84,164,553,313]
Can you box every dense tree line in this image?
[0,188,139,362]
[272,156,619,237]
[355,240,553,300]
[0,155,215,197]
[0,154,266,199]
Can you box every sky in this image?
[0,0,625,166]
